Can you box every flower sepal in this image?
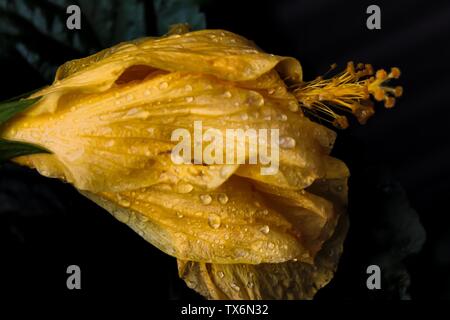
[0,96,50,162]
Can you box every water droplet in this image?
[240,113,248,121]
[230,283,241,291]
[138,215,149,223]
[126,108,139,116]
[223,91,232,98]
[200,194,212,205]
[268,88,275,95]
[176,211,184,219]
[185,96,194,103]
[185,84,192,92]
[159,81,168,90]
[278,113,288,121]
[118,196,131,208]
[279,136,296,149]
[220,166,233,178]
[217,193,229,204]
[208,214,221,229]
[259,225,270,234]
[105,140,115,147]
[143,89,151,96]
[288,100,299,112]
[268,242,275,249]
[218,271,225,279]
[177,183,193,193]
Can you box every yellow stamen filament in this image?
[291,62,402,128]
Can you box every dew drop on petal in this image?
[230,283,241,291]
[208,214,221,229]
[220,166,233,178]
[200,194,212,205]
[185,96,194,103]
[105,140,115,147]
[217,193,229,204]
[126,108,139,116]
[223,91,232,98]
[279,136,296,149]
[177,183,193,193]
[176,211,184,218]
[118,196,131,208]
[259,225,270,234]
[159,81,168,90]
[218,271,225,279]
[288,100,299,112]
[185,84,192,92]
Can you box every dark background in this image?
[0,0,449,301]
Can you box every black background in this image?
[0,0,449,302]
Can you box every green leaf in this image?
[0,97,41,125]
[0,96,49,162]
[0,139,49,163]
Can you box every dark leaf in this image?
[0,139,49,163]
[0,97,41,125]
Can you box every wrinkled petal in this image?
[24,29,301,116]
[177,177,348,299]
[82,176,322,264]
[3,70,335,193]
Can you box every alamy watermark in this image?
[171,121,280,175]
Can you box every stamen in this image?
[291,62,402,128]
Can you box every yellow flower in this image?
[0,26,401,299]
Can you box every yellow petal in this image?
[82,176,317,264]
[177,177,348,300]
[25,29,301,116]
[2,72,270,192]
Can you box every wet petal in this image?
[2,72,268,192]
[82,176,314,264]
[178,206,348,299]
[26,30,301,116]
[177,177,348,299]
